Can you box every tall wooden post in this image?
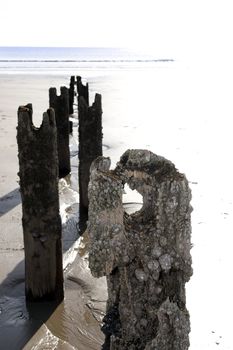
[78,94,103,221]
[69,75,75,115]
[17,105,64,302]
[49,86,71,178]
[77,76,89,106]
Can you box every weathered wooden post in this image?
[88,150,192,350]
[78,93,102,222]
[49,86,71,178]
[69,75,75,115]
[77,76,89,105]
[17,105,64,302]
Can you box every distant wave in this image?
[0,59,174,63]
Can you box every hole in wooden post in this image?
[123,184,143,214]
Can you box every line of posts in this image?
[16,74,192,349]
[17,76,103,302]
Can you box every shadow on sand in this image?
[0,188,21,217]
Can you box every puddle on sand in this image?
[33,246,107,350]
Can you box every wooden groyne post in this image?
[49,86,71,178]
[78,93,103,221]
[77,76,89,106]
[17,105,64,302]
[88,150,192,349]
[69,75,75,115]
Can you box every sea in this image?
[0,46,173,74]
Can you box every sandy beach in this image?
[1,65,233,349]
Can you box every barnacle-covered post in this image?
[78,93,103,222]
[77,76,89,106]
[49,86,71,178]
[69,75,75,115]
[88,150,192,349]
[17,105,63,302]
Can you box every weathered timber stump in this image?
[77,76,89,106]
[17,105,64,302]
[69,75,75,115]
[88,150,193,350]
[78,94,102,222]
[49,86,71,178]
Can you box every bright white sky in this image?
[0,0,233,61]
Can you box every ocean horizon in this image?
[0,46,174,74]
